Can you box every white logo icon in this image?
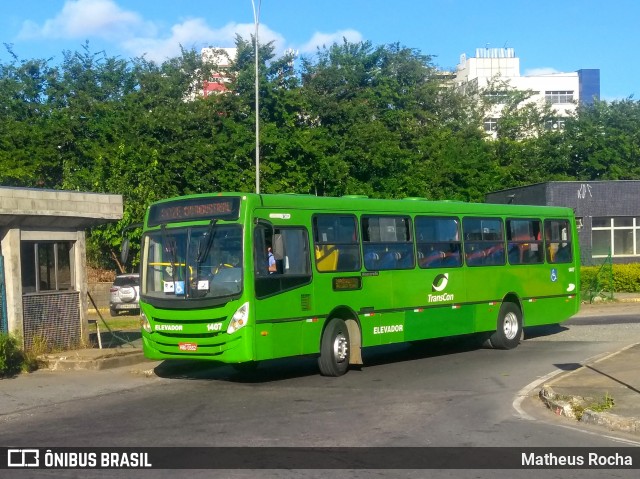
[432,273,449,292]
[8,449,40,467]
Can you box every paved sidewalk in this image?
[539,342,640,435]
[39,336,148,371]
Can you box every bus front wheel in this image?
[318,318,350,377]
[490,302,522,350]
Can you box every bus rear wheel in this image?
[318,318,350,377]
[489,302,522,350]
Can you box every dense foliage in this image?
[0,333,25,376]
[2,39,640,269]
[581,264,640,294]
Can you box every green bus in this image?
[134,193,580,376]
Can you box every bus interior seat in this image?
[465,247,485,266]
[316,245,339,271]
[379,251,401,269]
[555,244,571,262]
[396,252,414,268]
[508,244,521,264]
[364,250,379,270]
[486,246,504,265]
[442,252,461,267]
[337,253,358,271]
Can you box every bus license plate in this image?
[178,342,198,352]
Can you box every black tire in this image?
[318,318,350,377]
[489,302,522,350]
[109,308,118,317]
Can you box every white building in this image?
[454,47,599,134]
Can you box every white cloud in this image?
[296,29,364,54]
[18,0,154,41]
[122,20,286,63]
[16,0,361,63]
[524,67,562,76]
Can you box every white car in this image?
[109,273,140,316]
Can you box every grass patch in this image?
[572,393,615,420]
[0,332,42,376]
[88,313,140,332]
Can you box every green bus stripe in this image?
[254,293,575,324]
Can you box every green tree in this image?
[564,99,640,180]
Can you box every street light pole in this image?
[252,0,261,194]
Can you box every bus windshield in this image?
[141,224,243,301]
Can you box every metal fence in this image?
[22,291,81,351]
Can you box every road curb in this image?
[40,351,150,371]
[539,386,640,435]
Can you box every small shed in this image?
[0,187,123,350]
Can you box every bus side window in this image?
[254,226,312,298]
[545,219,572,264]
[313,215,361,273]
[361,215,414,271]
[415,216,462,269]
[506,219,544,265]
[462,217,505,267]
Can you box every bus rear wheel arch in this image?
[318,318,351,377]
[489,301,523,350]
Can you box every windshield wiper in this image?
[190,220,218,298]
[196,219,218,265]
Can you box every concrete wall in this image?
[88,283,112,311]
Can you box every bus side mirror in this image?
[121,238,130,266]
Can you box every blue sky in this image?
[1,0,636,100]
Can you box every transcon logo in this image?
[428,293,455,303]
[432,273,449,292]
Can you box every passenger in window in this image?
[267,244,277,273]
[555,244,571,263]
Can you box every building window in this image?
[591,217,640,257]
[544,119,566,130]
[483,118,498,132]
[483,91,510,103]
[21,241,73,293]
[545,91,574,104]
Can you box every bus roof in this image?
[149,192,574,218]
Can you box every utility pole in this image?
[252,0,262,194]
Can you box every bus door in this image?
[252,219,315,360]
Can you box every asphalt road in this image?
[2,305,640,479]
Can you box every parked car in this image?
[109,273,140,316]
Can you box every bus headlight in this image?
[140,312,152,333]
[227,302,249,334]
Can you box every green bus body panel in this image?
[139,192,580,364]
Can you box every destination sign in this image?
[148,197,240,226]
